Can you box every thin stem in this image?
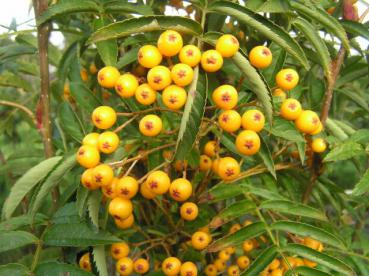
[0,100,37,126]
[114,115,139,133]
[117,108,182,117]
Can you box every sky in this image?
[0,0,368,50]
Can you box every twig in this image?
[116,108,182,117]
[114,115,138,133]
[0,100,37,126]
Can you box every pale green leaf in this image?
[0,231,38,253]
[323,141,364,162]
[2,156,62,220]
[241,246,278,275]
[352,169,369,196]
[93,246,108,276]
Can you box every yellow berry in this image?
[98,131,119,154]
[76,145,100,168]
[218,110,241,133]
[135,83,157,106]
[212,85,238,110]
[241,109,265,132]
[280,99,302,121]
[235,130,261,155]
[169,178,192,201]
[92,106,117,130]
[116,257,133,276]
[171,63,194,87]
[201,50,223,72]
[138,45,162,68]
[162,85,187,110]
[217,157,240,181]
[179,45,201,67]
[180,202,199,221]
[157,30,183,57]
[249,46,272,69]
[216,34,239,58]
[116,176,139,199]
[147,65,172,90]
[115,73,138,98]
[139,114,163,137]
[97,66,120,88]
[276,69,299,90]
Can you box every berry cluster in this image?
[74,29,327,275]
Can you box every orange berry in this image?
[217,157,240,181]
[203,141,218,157]
[115,214,134,229]
[169,178,192,201]
[295,110,320,134]
[111,242,130,260]
[82,132,99,149]
[227,265,239,276]
[147,65,172,90]
[116,257,133,276]
[146,170,171,195]
[80,68,88,82]
[310,121,323,135]
[116,176,139,199]
[199,155,212,171]
[218,249,231,261]
[179,45,201,67]
[171,63,194,87]
[280,98,302,121]
[303,237,322,250]
[139,115,163,136]
[180,261,197,276]
[174,160,188,172]
[327,7,336,15]
[102,177,118,198]
[249,46,272,69]
[92,164,114,187]
[76,145,100,168]
[79,252,91,272]
[108,197,133,220]
[92,106,117,130]
[243,220,253,226]
[98,131,119,154]
[140,182,156,199]
[157,30,183,57]
[268,259,280,270]
[134,258,150,274]
[191,231,211,250]
[212,85,238,110]
[115,73,138,98]
[235,130,261,155]
[201,50,223,72]
[216,34,239,58]
[311,138,327,153]
[273,88,287,101]
[211,158,221,175]
[180,202,199,221]
[138,45,162,68]
[242,240,254,252]
[241,109,265,132]
[218,110,241,133]
[276,69,299,90]
[214,259,226,272]
[89,63,97,74]
[229,223,241,234]
[162,257,182,276]
[237,255,250,269]
[270,268,283,276]
[135,83,157,105]
[162,85,187,110]
[204,264,217,276]
[163,150,173,160]
[303,259,317,268]
[81,168,100,190]
[97,66,120,88]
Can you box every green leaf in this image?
[203,183,244,203]
[207,222,266,252]
[88,190,103,227]
[285,266,331,276]
[282,244,354,275]
[52,203,81,225]
[207,1,309,69]
[260,200,327,221]
[93,18,118,66]
[257,136,276,178]
[175,69,208,159]
[262,42,286,86]
[256,0,290,13]
[104,1,153,15]
[271,221,346,250]
[35,261,93,276]
[267,117,305,142]
[0,213,47,231]
[0,44,36,61]
[0,231,38,253]
[290,2,349,50]
[0,263,30,276]
[292,17,331,77]
[352,169,369,196]
[43,223,121,247]
[58,102,85,142]
[325,118,348,140]
[209,199,256,228]
[93,246,108,276]
[77,186,89,218]
[336,88,369,112]
[2,156,62,220]
[37,1,102,26]
[0,72,34,92]
[232,52,273,125]
[30,154,76,216]
[323,141,364,162]
[117,47,140,69]
[296,141,306,165]
[241,245,278,275]
[239,183,287,200]
[88,16,203,44]
[340,20,369,40]
[69,82,101,113]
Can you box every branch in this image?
[0,100,37,126]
